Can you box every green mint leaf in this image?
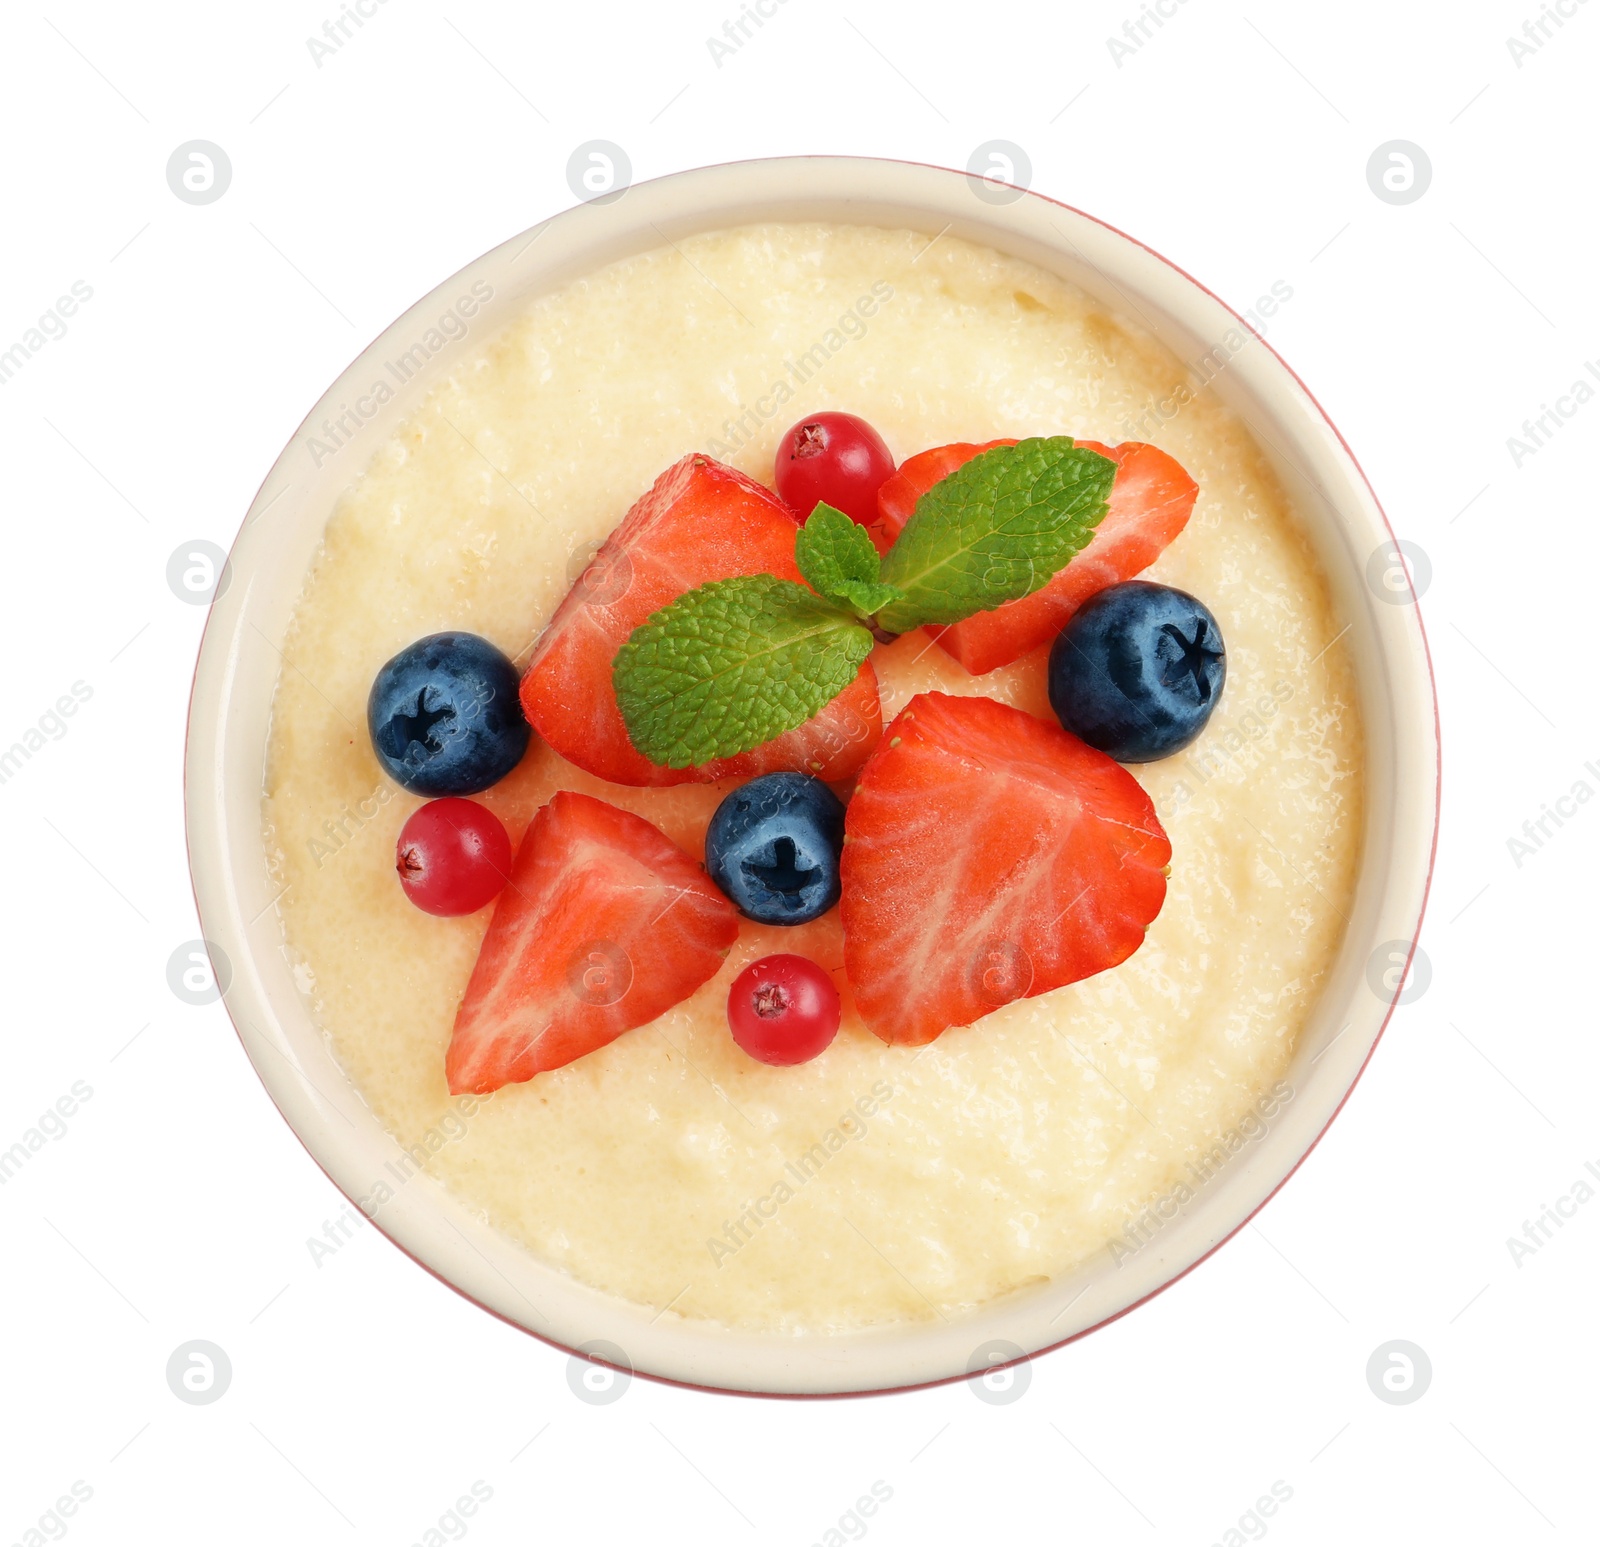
[613,575,874,768]
[794,503,904,617]
[828,576,905,617]
[875,438,1116,634]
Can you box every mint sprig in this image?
[612,574,874,768]
[611,438,1118,766]
[875,438,1114,634]
[795,503,903,617]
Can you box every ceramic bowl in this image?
[184,156,1438,1396]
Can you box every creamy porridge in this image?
[262,223,1363,1332]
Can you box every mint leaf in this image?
[829,577,904,617]
[794,503,903,617]
[613,575,874,768]
[876,438,1116,634]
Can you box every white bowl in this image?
[185,155,1439,1397]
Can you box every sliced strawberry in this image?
[840,693,1169,1046]
[877,439,1198,675]
[522,454,882,786]
[446,791,738,1092]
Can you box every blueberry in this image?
[367,631,530,795]
[1048,581,1226,762]
[705,773,845,925]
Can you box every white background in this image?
[2,0,1595,1542]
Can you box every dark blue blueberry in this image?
[705,772,845,925]
[367,631,530,795]
[1048,581,1226,762]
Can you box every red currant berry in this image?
[396,798,513,916]
[727,954,840,1066]
[774,412,895,527]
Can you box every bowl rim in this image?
[185,152,1440,1399]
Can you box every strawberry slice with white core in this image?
[521,454,882,786]
[446,791,738,1092]
[841,692,1170,1046]
[876,439,1198,675]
